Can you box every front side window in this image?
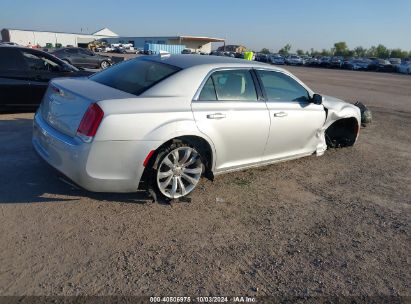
[90,59,181,96]
[21,51,62,72]
[199,69,257,101]
[256,70,310,102]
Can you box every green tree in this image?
[279,43,292,55]
[334,41,348,56]
[353,46,367,57]
[296,49,304,56]
[366,46,377,57]
[321,49,331,56]
[375,44,389,58]
[260,48,270,54]
[389,49,408,59]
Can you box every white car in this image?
[33,55,361,200]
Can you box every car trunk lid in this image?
[40,77,135,137]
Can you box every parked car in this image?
[368,59,394,72]
[329,56,344,68]
[51,47,113,69]
[319,56,331,67]
[285,55,303,65]
[305,57,321,67]
[397,61,411,74]
[255,54,270,63]
[32,54,361,201]
[343,58,370,70]
[0,45,93,110]
[269,54,285,65]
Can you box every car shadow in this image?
[0,117,152,204]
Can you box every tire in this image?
[147,141,204,202]
[100,60,110,69]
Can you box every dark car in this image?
[51,47,113,69]
[329,56,344,68]
[368,59,394,72]
[0,45,93,110]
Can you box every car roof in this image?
[142,54,270,69]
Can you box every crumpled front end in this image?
[315,95,362,155]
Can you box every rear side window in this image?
[90,59,181,96]
[199,69,257,101]
[198,77,217,101]
[0,48,26,71]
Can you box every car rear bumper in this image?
[32,112,161,193]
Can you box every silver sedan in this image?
[32,54,361,200]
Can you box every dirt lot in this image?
[0,67,410,299]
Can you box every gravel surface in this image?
[0,67,410,299]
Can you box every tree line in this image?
[259,42,411,59]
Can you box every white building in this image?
[1,27,225,53]
[1,27,119,47]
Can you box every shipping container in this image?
[144,43,186,54]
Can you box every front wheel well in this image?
[325,117,359,148]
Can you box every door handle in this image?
[273,112,288,117]
[207,113,226,119]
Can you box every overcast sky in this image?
[1,0,410,52]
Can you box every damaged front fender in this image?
[315,95,361,155]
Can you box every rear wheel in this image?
[148,141,204,201]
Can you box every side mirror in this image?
[312,93,323,105]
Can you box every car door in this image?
[20,49,74,105]
[63,48,83,67]
[78,49,99,68]
[191,69,270,172]
[0,47,32,108]
[255,69,326,161]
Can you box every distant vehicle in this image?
[285,55,303,66]
[0,45,93,110]
[368,59,394,72]
[388,58,402,71]
[269,54,285,65]
[255,54,270,63]
[319,56,331,67]
[33,54,361,200]
[182,49,194,54]
[329,56,344,68]
[397,61,411,74]
[343,58,370,70]
[388,58,401,65]
[306,57,321,66]
[51,47,113,69]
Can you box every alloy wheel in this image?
[156,147,202,199]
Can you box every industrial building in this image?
[1,28,119,48]
[1,27,225,54]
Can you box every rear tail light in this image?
[77,103,104,142]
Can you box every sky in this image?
[1,0,410,52]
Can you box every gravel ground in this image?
[0,67,410,300]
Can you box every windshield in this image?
[90,59,181,96]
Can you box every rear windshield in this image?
[90,59,181,95]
